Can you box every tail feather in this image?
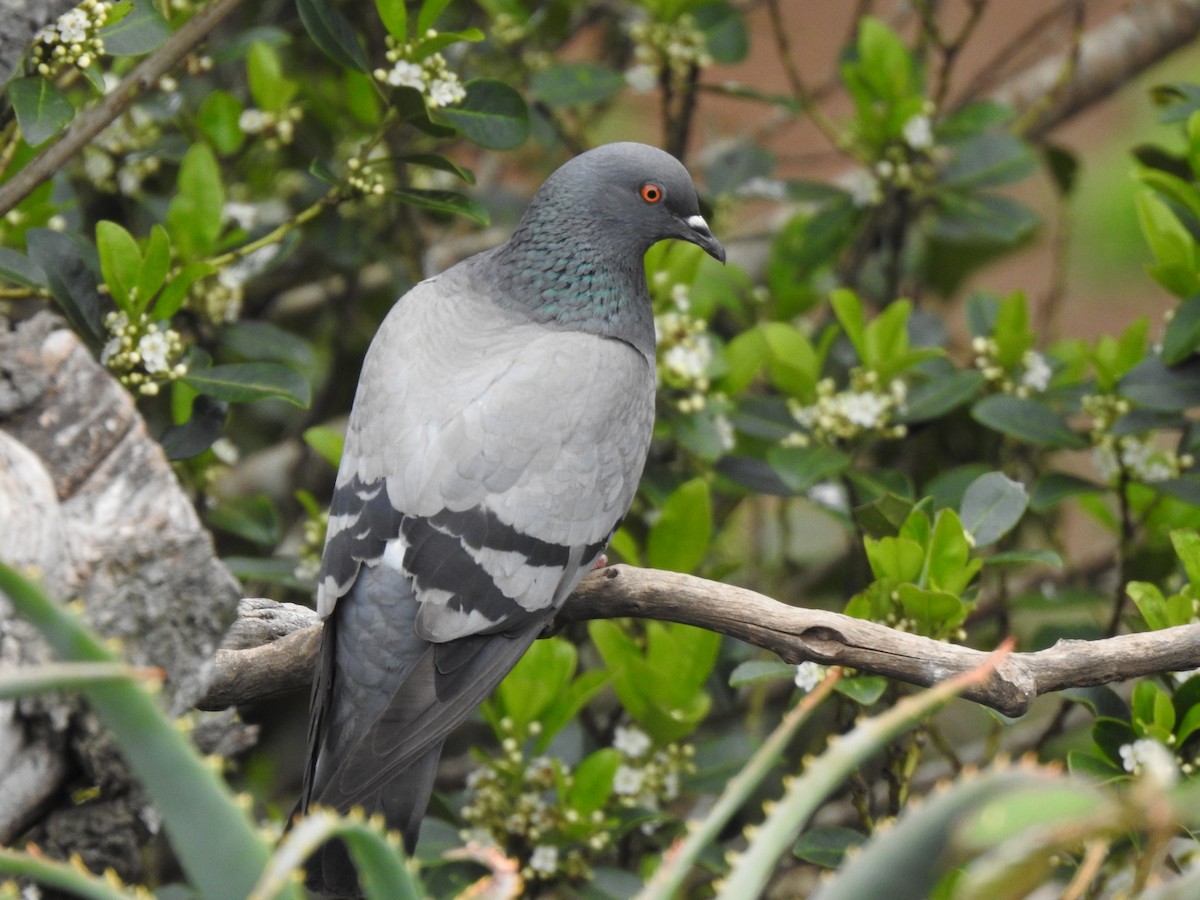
[297,562,550,896]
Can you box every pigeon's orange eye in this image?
[640,183,664,203]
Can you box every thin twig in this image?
[0,0,248,217]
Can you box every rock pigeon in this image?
[298,142,725,894]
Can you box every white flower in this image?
[739,176,788,201]
[837,390,890,428]
[238,108,272,133]
[1172,667,1200,684]
[613,764,645,795]
[902,114,934,150]
[713,413,735,452]
[84,152,115,185]
[625,63,659,93]
[386,60,425,90]
[663,340,712,382]
[57,10,91,45]
[614,725,652,758]
[1119,738,1178,787]
[137,329,171,374]
[224,201,260,230]
[808,481,848,512]
[528,844,558,875]
[100,336,121,366]
[426,74,466,108]
[794,661,826,693]
[847,169,881,208]
[1020,350,1051,393]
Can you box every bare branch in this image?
[200,565,1200,718]
[0,0,248,217]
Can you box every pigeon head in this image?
[532,142,726,264]
[488,142,724,354]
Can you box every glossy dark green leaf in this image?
[10,77,74,146]
[959,471,1027,548]
[220,319,315,368]
[729,659,797,687]
[296,0,369,72]
[159,396,228,460]
[25,228,104,345]
[694,0,749,64]
[934,192,1039,245]
[184,362,312,407]
[794,826,867,868]
[853,492,916,539]
[205,494,281,547]
[99,0,169,55]
[766,444,850,493]
[898,369,984,423]
[940,133,1037,190]
[1029,472,1104,511]
[396,152,475,184]
[1120,355,1200,411]
[715,455,793,495]
[392,188,489,225]
[925,464,991,512]
[1042,143,1080,195]
[434,78,529,149]
[531,62,624,107]
[971,395,1085,448]
[0,246,47,288]
[1163,295,1200,365]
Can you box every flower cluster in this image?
[100,311,188,396]
[461,719,693,885]
[373,35,466,109]
[793,661,827,693]
[655,280,714,413]
[81,103,163,196]
[786,369,907,445]
[345,156,388,198]
[1084,394,1193,485]
[1119,738,1179,788]
[239,106,303,149]
[190,245,279,324]
[30,0,113,78]
[972,337,1052,396]
[626,15,712,93]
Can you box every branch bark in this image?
[200,565,1200,719]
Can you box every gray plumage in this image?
[298,142,724,896]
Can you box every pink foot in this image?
[591,553,609,570]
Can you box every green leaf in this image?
[159,395,227,460]
[99,0,169,55]
[766,444,850,493]
[971,395,1085,448]
[896,584,967,637]
[10,76,74,147]
[864,535,925,583]
[853,492,916,539]
[392,188,489,225]
[396,152,476,184]
[152,261,213,319]
[491,637,577,738]
[1121,355,1200,412]
[694,0,749,64]
[959,472,1028,548]
[984,549,1062,568]
[205,494,281,547]
[934,192,1040,245]
[830,288,869,362]
[433,78,529,150]
[1172,529,1200,592]
[927,508,981,595]
[531,63,625,107]
[834,675,888,706]
[1029,472,1104,511]
[96,220,142,313]
[0,246,47,288]
[304,425,345,468]
[247,41,297,112]
[567,749,620,816]
[375,0,407,39]
[794,827,867,868]
[729,659,798,687]
[167,144,225,259]
[135,224,171,315]
[296,0,370,71]
[417,0,454,34]
[646,478,712,573]
[1163,295,1200,365]
[940,133,1037,190]
[0,565,284,900]
[760,322,820,396]
[184,362,312,407]
[26,228,104,344]
[898,370,984,423]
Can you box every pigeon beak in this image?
[684,214,726,264]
